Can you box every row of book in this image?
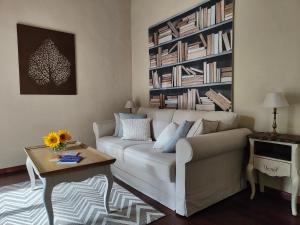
[149,30,232,68]
[207,30,232,55]
[198,0,233,29]
[203,62,232,83]
[148,1,233,47]
[149,88,231,111]
[150,65,205,89]
[149,64,232,89]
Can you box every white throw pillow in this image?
[153,122,178,150]
[113,113,120,136]
[121,118,152,141]
[187,119,219,137]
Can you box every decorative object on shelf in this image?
[124,100,136,113]
[43,129,72,152]
[262,92,289,136]
[247,132,300,216]
[17,24,77,95]
[148,0,234,111]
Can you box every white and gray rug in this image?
[0,175,165,225]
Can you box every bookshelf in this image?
[148,0,234,111]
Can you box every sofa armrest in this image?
[176,128,252,164]
[93,120,115,139]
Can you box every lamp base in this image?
[271,107,278,136]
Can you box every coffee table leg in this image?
[43,179,55,225]
[26,157,36,190]
[104,167,113,214]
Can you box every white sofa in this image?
[93,107,251,217]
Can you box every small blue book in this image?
[58,155,83,164]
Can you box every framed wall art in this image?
[17,24,77,95]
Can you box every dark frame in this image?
[17,24,77,95]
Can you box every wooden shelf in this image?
[149,50,232,71]
[150,82,231,92]
[148,0,210,30]
[148,0,234,111]
[149,19,232,51]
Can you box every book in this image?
[205,89,231,111]
[60,151,80,156]
[196,103,215,111]
[216,1,221,24]
[199,33,207,48]
[222,32,231,51]
[218,31,223,53]
[167,21,179,37]
[221,0,225,21]
[58,155,83,164]
[210,5,216,26]
[49,155,60,162]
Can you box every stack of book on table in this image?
[49,151,83,164]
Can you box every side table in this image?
[247,132,300,216]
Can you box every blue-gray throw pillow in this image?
[162,120,194,153]
[118,113,147,137]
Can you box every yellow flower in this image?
[57,129,71,143]
[44,132,60,149]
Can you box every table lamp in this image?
[124,100,136,113]
[262,92,289,136]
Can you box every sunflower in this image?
[44,132,60,149]
[57,129,71,143]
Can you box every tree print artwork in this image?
[17,24,76,94]
[28,39,71,86]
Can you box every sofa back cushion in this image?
[137,107,239,138]
[172,110,207,124]
[137,107,175,140]
[203,111,239,131]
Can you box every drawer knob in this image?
[264,165,279,172]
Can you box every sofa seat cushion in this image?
[124,143,176,182]
[96,136,151,161]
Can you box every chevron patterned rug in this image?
[0,175,165,225]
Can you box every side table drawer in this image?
[254,156,291,177]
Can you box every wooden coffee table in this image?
[24,141,116,225]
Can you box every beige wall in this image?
[131,0,300,135]
[0,0,131,169]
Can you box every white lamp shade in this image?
[124,100,136,109]
[262,92,289,108]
